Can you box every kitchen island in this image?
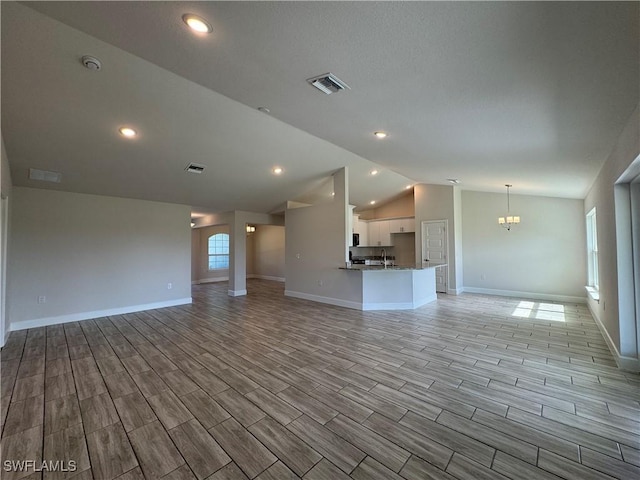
[339,264,441,310]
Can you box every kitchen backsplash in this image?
[349,246,395,257]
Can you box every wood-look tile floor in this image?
[2,279,639,480]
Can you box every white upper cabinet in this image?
[353,215,369,246]
[389,217,415,233]
[353,216,414,247]
[368,220,392,246]
[348,207,355,246]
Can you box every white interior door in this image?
[422,220,448,293]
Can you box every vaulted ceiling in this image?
[2,1,638,213]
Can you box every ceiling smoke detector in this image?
[307,73,350,95]
[185,163,206,174]
[81,55,102,71]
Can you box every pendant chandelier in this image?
[498,184,520,231]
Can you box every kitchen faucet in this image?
[381,249,387,269]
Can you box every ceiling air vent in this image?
[185,163,206,174]
[29,168,62,183]
[307,73,350,95]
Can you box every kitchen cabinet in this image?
[348,207,355,246]
[353,215,369,246]
[368,220,391,246]
[389,217,415,233]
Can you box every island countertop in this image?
[335,264,441,310]
[339,263,446,271]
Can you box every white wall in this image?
[8,187,192,330]
[462,190,586,301]
[585,103,640,369]
[250,225,285,280]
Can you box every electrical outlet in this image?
[38,296,46,304]
[296,253,301,259]
[167,283,173,290]
[318,280,323,286]
[480,274,486,280]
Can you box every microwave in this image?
[352,233,360,246]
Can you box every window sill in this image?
[585,286,600,302]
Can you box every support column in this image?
[228,211,247,296]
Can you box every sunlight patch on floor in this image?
[512,301,566,322]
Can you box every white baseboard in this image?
[247,274,285,282]
[228,289,247,297]
[617,355,640,372]
[587,302,640,372]
[285,291,437,311]
[415,293,438,308]
[447,287,463,295]
[195,275,285,285]
[363,294,437,311]
[9,297,193,332]
[362,301,414,310]
[462,286,587,304]
[284,290,362,310]
[194,276,229,285]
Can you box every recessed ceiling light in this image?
[447,178,460,184]
[119,127,137,138]
[374,131,387,139]
[182,14,213,34]
[257,107,270,114]
[370,169,379,176]
[405,185,412,190]
[272,166,283,175]
[331,192,335,196]
[370,200,376,205]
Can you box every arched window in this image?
[208,233,229,270]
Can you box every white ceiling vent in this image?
[29,168,62,183]
[185,163,206,174]
[307,73,350,94]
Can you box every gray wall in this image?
[285,168,363,307]
[8,187,192,329]
[191,228,200,283]
[358,191,414,220]
[1,134,13,346]
[584,103,640,365]
[192,225,231,283]
[1,134,12,195]
[250,225,285,280]
[191,211,284,294]
[414,184,461,292]
[462,190,587,300]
